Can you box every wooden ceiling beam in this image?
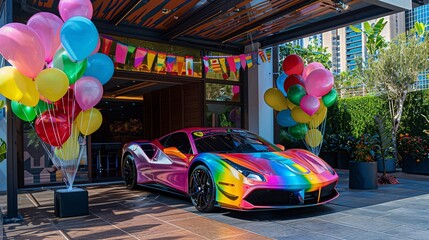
[110,0,145,26]
[220,0,318,44]
[162,0,244,40]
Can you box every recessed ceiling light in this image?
[162,8,171,14]
[116,85,121,88]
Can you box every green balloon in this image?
[11,100,36,122]
[52,48,88,85]
[34,100,53,116]
[287,84,306,105]
[288,123,308,139]
[322,89,338,107]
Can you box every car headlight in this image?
[223,159,266,182]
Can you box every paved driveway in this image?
[3,170,429,239]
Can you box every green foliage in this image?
[350,18,387,57]
[279,38,332,70]
[374,115,395,159]
[397,90,429,135]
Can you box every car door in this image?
[151,132,192,192]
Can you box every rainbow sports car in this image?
[121,128,339,212]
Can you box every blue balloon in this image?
[276,109,297,127]
[61,16,99,61]
[84,53,114,85]
[276,73,288,96]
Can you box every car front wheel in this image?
[123,155,137,190]
[189,165,216,212]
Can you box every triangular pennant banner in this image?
[134,47,148,68]
[186,56,194,76]
[156,52,166,72]
[266,48,272,62]
[227,56,236,73]
[203,57,209,73]
[234,56,241,72]
[115,42,128,64]
[101,37,113,55]
[177,56,185,75]
[252,52,259,65]
[258,50,267,63]
[239,54,247,70]
[246,54,253,69]
[219,58,229,80]
[147,50,157,71]
[166,55,176,73]
[209,58,222,73]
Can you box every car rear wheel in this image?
[189,165,216,212]
[123,155,137,190]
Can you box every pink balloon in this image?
[74,76,103,111]
[300,95,320,116]
[27,12,64,64]
[0,23,45,78]
[58,0,93,22]
[302,62,325,81]
[305,69,334,98]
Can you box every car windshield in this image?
[192,130,280,153]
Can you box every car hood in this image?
[215,149,331,176]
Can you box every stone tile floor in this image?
[2,170,429,239]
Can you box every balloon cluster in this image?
[0,0,114,190]
[265,54,337,152]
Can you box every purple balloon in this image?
[58,0,93,22]
[0,23,45,78]
[74,76,103,111]
[27,12,64,63]
[305,69,334,98]
[300,95,320,116]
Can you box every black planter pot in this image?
[54,188,89,218]
[336,152,350,170]
[319,151,337,168]
[349,161,378,190]
[377,158,396,173]
[402,154,429,174]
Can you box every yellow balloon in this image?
[19,77,39,107]
[305,129,323,148]
[264,88,288,111]
[0,66,29,101]
[35,68,69,102]
[308,105,327,128]
[315,101,326,115]
[291,107,311,123]
[286,98,297,110]
[55,135,79,160]
[76,108,102,136]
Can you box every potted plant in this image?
[319,134,337,168]
[332,133,355,169]
[397,133,429,174]
[373,115,396,175]
[349,134,378,190]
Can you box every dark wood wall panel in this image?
[143,82,203,139]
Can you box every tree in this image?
[279,38,332,70]
[366,23,429,162]
[350,18,387,57]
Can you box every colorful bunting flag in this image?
[147,50,157,71]
[219,58,229,80]
[166,55,176,73]
[177,56,185,75]
[258,50,267,63]
[209,59,222,73]
[101,37,113,55]
[239,54,247,70]
[134,47,148,68]
[246,54,253,69]
[115,42,128,64]
[266,48,272,62]
[203,57,209,73]
[156,52,166,72]
[234,56,241,72]
[186,56,194,76]
[252,52,259,65]
[227,56,236,73]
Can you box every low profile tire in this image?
[123,155,137,190]
[189,165,216,212]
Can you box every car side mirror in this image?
[276,144,285,151]
[164,147,188,160]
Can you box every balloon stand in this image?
[54,188,88,217]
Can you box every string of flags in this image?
[100,36,271,78]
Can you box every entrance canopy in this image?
[17,0,416,53]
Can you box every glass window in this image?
[159,132,192,154]
[205,83,240,102]
[103,35,202,78]
[205,105,241,128]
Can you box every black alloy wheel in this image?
[189,165,216,212]
[123,155,137,190]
